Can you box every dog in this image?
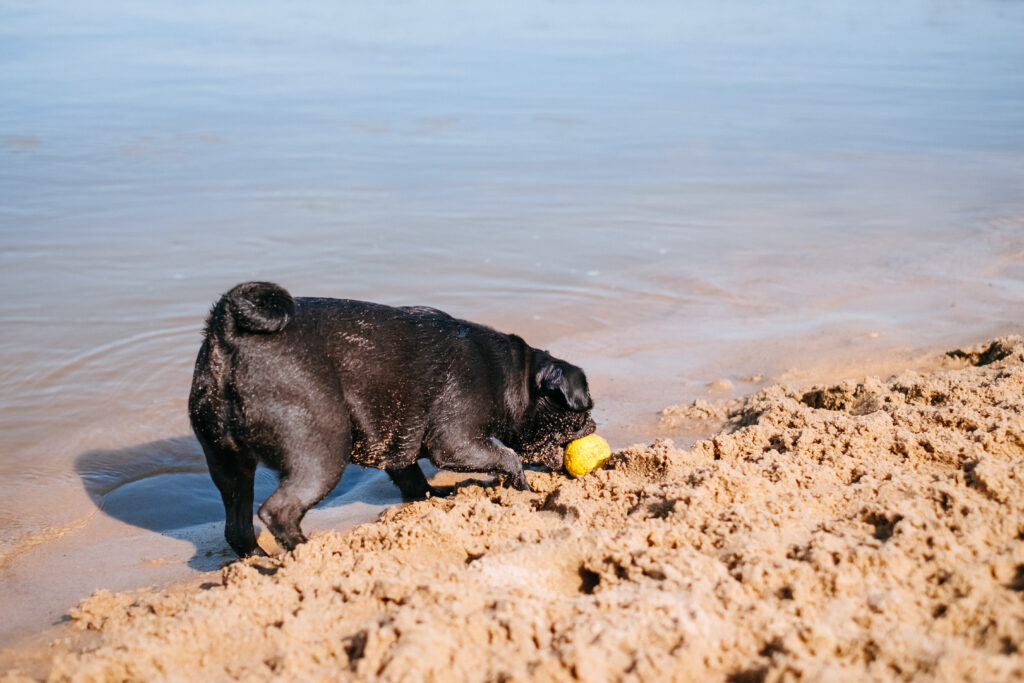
[188,281,597,557]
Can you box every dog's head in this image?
[511,349,597,470]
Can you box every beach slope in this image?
[10,338,1024,681]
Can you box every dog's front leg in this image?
[386,462,450,500]
[431,437,532,492]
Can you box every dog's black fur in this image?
[188,282,596,557]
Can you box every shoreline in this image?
[0,327,988,650]
[3,335,1023,680]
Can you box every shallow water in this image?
[2,0,1024,644]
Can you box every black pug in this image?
[188,281,596,557]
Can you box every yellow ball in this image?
[564,434,612,478]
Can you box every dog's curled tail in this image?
[210,281,296,338]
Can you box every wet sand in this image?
[4,336,1022,681]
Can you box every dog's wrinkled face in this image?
[511,351,597,470]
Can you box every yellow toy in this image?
[564,434,611,478]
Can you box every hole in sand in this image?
[647,498,677,519]
[727,665,768,683]
[946,341,1014,367]
[863,512,903,541]
[1009,565,1024,592]
[578,567,601,594]
[345,630,367,667]
[759,637,784,657]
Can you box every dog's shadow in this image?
[75,436,415,571]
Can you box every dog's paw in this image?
[510,472,533,492]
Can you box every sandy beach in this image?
[3,336,1021,681]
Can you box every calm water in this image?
[2,0,1024,640]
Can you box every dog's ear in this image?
[533,353,593,411]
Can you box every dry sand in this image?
[4,337,1024,682]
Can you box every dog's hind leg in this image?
[258,423,352,552]
[199,437,261,557]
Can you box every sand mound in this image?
[15,339,1024,681]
